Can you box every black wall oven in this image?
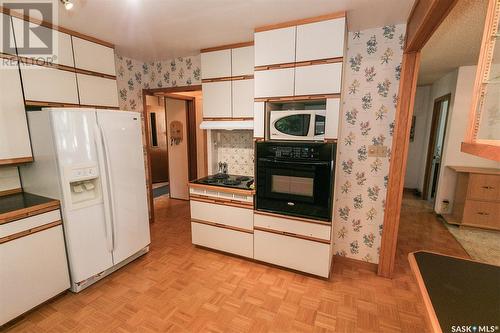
[256,142,336,222]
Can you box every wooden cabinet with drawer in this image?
[444,166,500,231]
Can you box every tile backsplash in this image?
[211,130,254,176]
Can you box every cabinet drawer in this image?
[254,68,295,98]
[0,209,61,238]
[462,200,500,229]
[294,63,342,95]
[255,26,296,66]
[202,81,232,118]
[254,213,331,241]
[72,37,116,76]
[232,79,254,118]
[191,222,253,258]
[296,18,346,62]
[0,225,70,325]
[77,74,119,107]
[20,65,79,104]
[254,229,330,277]
[191,200,253,231]
[468,174,500,201]
[232,46,254,76]
[201,49,232,79]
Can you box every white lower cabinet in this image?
[254,68,295,98]
[294,62,343,95]
[190,200,253,231]
[77,74,119,107]
[232,79,254,118]
[254,213,331,241]
[254,229,330,277]
[202,81,232,118]
[0,210,70,325]
[20,65,79,104]
[191,222,253,258]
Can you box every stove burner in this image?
[202,178,219,184]
[223,179,242,186]
[236,176,250,181]
[212,173,229,179]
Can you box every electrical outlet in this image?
[368,145,388,157]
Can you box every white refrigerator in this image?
[20,108,151,292]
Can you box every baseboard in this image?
[333,254,378,273]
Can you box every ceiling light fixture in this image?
[61,0,74,10]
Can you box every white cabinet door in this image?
[191,222,253,258]
[77,74,119,107]
[0,60,32,162]
[253,102,265,138]
[11,17,75,67]
[20,65,79,104]
[254,230,330,277]
[202,81,232,118]
[255,27,296,66]
[232,79,254,118]
[325,98,341,139]
[0,225,70,325]
[72,37,116,76]
[254,68,294,98]
[296,18,346,62]
[201,49,231,79]
[231,46,254,76]
[0,14,15,55]
[294,63,343,95]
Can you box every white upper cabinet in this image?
[201,49,231,79]
[232,79,254,118]
[0,60,32,162]
[0,14,15,55]
[20,65,79,104]
[202,81,232,118]
[231,46,254,76]
[255,27,296,66]
[254,68,295,98]
[294,62,343,95]
[295,18,346,62]
[77,74,119,107]
[325,98,340,139]
[72,37,116,76]
[253,102,265,138]
[11,17,75,67]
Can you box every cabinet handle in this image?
[283,231,297,237]
[481,186,494,190]
[477,212,490,216]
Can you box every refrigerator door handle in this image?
[94,124,114,253]
[98,124,118,252]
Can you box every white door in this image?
[72,37,116,76]
[166,98,190,200]
[254,26,296,66]
[294,63,343,96]
[232,46,254,76]
[295,18,346,62]
[20,65,79,104]
[96,111,150,264]
[254,68,295,98]
[202,81,232,118]
[77,74,119,107]
[50,109,113,283]
[232,79,254,118]
[201,49,232,79]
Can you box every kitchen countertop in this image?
[409,251,500,333]
[0,192,60,224]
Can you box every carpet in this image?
[153,185,170,198]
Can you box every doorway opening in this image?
[422,94,451,202]
[142,85,207,222]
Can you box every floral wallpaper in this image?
[114,54,201,112]
[212,130,254,176]
[333,24,406,264]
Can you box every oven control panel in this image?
[274,147,317,159]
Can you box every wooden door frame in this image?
[142,85,202,222]
[422,94,451,200]
[377,0,458,278]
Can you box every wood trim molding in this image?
[253,210,332,226]
[255,58,343,71]
[202,117,253,121]
[378,51,421,278]
[0,6,114,48]
[145,85,202,95]
[254,62,296,71]
[0,220,62,245]
[200,41,254,53]
[447,165,500,175]
[332,254,378,273]
[0,188,22,197]
[25,100,80,108]
[254,226,331,244]
[190,195,253,209]
[0,201,60,225]
[460,142,500,162]
[202,75,254,83]
[74,68,116,80]
[192,218,253,234]
[142,91,155,223]
[0,156,33,166]
[324,139,338,143]
[254,93,340,102]
[408,252,443,333]
[189,182,255,196]
[255,11,346,32]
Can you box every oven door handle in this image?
[258,158,330,166]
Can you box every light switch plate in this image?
[368,145,388,157]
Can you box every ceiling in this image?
[51,0,415,61]
[418,0,488,85]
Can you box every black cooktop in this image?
[194,174,254,190]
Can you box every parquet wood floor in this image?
[3,193,469,333]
